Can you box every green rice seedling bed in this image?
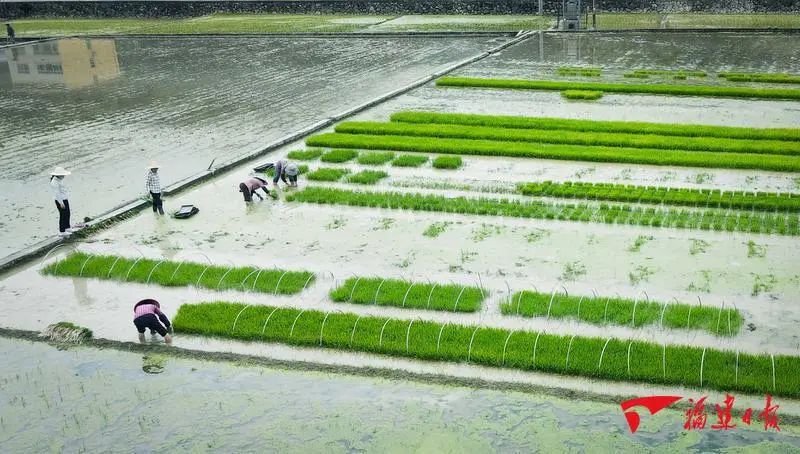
[631,69,707,78]
[306,133,800,172]
[336,121,800,156]
[287,149,324,161]
[356,151,395,165]
[557,66,602,77]
[307,168,351,182]
[42,252,315,294]
[435,77,800,100]
[390,111,800,142]
[502,290,741,336]
[392,154,429,167]
[562,90,603,100]
[330,277,485,312]
[432,155,463,169]
[719,72,800,84]
[173,302,800,398]
[624,73,650,79]
[518,181,800,212]
[288,187,800,236]
[346,170,389,185]
[320,149,359,163]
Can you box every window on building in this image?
[16,63,30,74]
[37,63,63,74]
[33,43,59,56]
[90,56,96,68]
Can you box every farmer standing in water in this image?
[133,299,173,344]
[145,161,165,215]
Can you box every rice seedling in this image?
[330,277,485,312]
[391,154,429,167]
[320,149,359,163]
[624,73,650,79]
[435,77,800,100]
[42,252,315,294]
[631,69,707,78]
[286,187,800,236]
[306,133,800,173]
[356,151,395,165]
[173,301,800,398]
[390,111,800,142]
[557,66,602,77]
[335,121,800,156]
[346,170,389,185]
[41,322,93,343]
[287,149,324,161]
[517,180,800,212]
[502,290,741,336]
[432,155,463,169]
[719,72,800,84]
[423,221,451,238]
[306,167,351,182]
[561,90,604,100]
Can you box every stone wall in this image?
[0,0,798,19]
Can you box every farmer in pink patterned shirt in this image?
[133,299,173,344]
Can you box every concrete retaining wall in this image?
[1,0,799,19]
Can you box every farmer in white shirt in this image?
[145,161,164,215]
[50,166,72,236]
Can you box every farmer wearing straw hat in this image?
[50,166,72,236]
[145,161,164,215]
[239,176,272,202]
[273,159,299,188]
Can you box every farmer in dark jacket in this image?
[5,23,14,43]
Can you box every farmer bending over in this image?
[239,176,272,202]
[133,299,173,344]
[273,159,299,187]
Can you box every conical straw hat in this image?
[147,161,160,169]
[51,166,71,176]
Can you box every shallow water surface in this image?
[1,337,798,452]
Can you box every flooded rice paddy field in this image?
[3,30,800,443]
[4,338,799,452]
[0,35,502,258]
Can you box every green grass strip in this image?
[346,170,389,185]
[390,111,800,142]
[42,252,315,294]
[173,302,800,398]
[287,187,800,236]
[391,154,429,167]
[518,180,800,213]
[562,90,603,100]
[306,133,800,172]
[337,121,800,156]
[320,149,359,163]
[632,69,707,77]
[503,290,741,336]
[356,151,395,165]
[436,77,800,100]
[330,277,485,312]
[432,155,463,169]
[720,72,800,84]
[287,149,324,161]
[307,168,351,182]
[557,66,602,77]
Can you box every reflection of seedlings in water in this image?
[573,167,596,179]
[423,221,451,238]
[628,235,653,252]
[471,223,504,242]
[687,270,712,293]
[746,240,767,258]
[326,216,347,230]
[560,261,586,281]
[687,172,714,184]
[448,264,464,273]
[629,265,656,286]
[373,217,395,230]
[461,250,478,264]
[793,177,800,190]
[394,252,416,269]
[139,235,160,246]
[205,231,231,244]
[615,168,633,181]
[526,228,551,243]
[745,175,759,185]
[752,274,777,297]
[690,239,710,255]
[659,171,677,182]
